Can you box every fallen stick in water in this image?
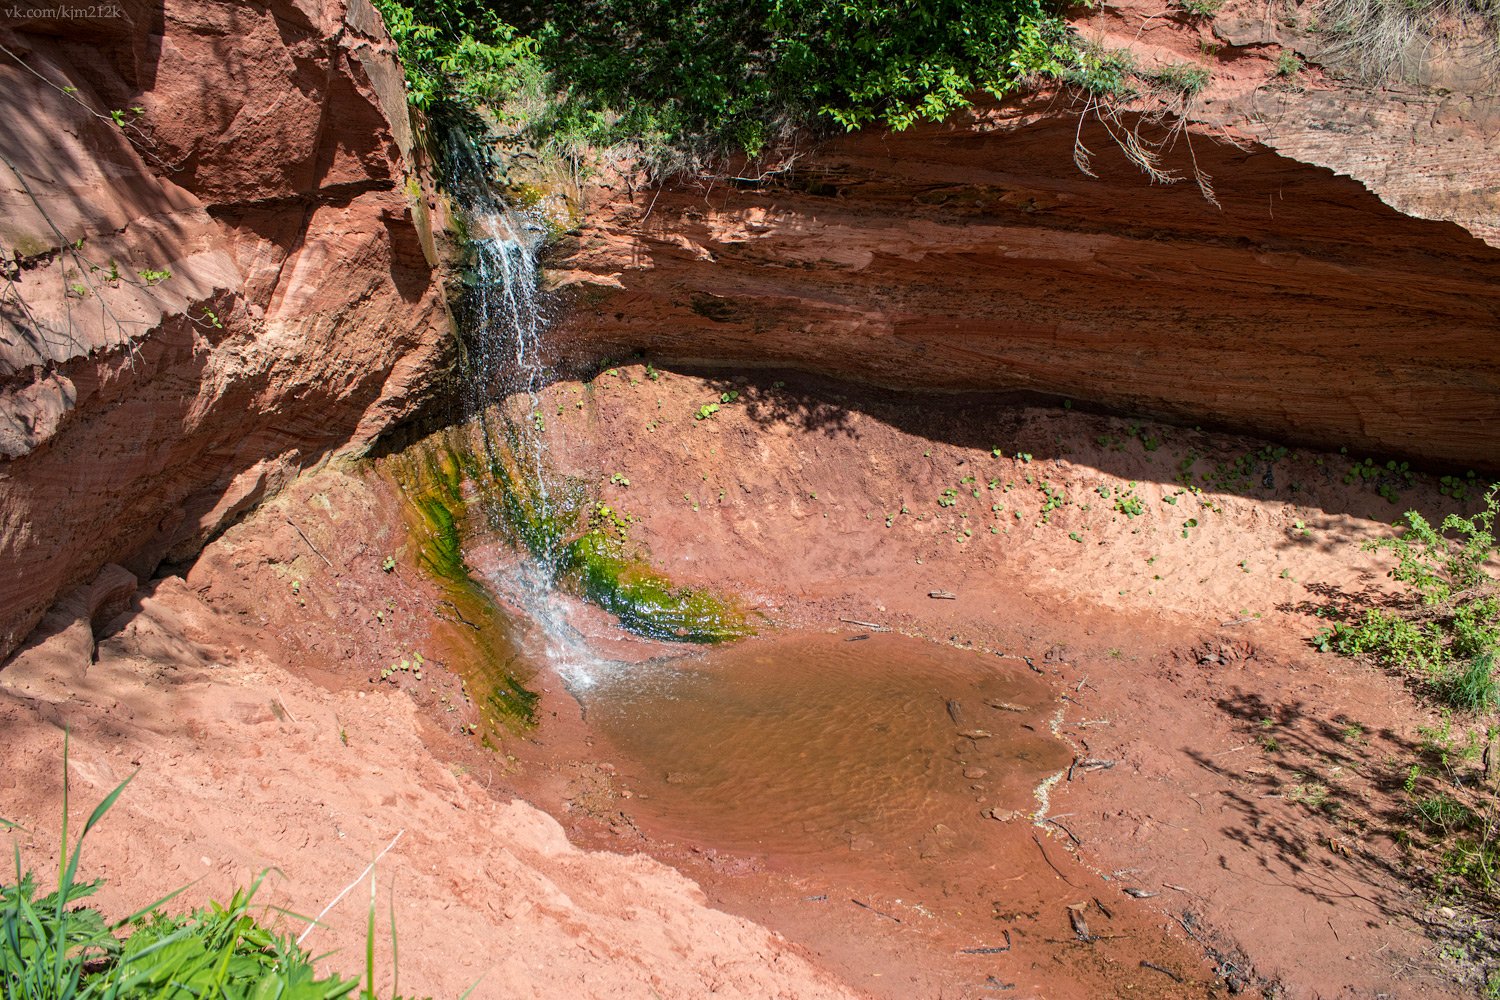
[1140,960,1185,983]
[958,930,1012,954]
[851,898,902,923]
[839,618,890,631]
[1032,834,1076,885]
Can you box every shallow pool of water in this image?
[585,631,1071,864]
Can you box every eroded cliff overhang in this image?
[551,97,1500,470]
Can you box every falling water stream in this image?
[438,130,617,690]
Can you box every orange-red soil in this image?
[3,367,1491,999]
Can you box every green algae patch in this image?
[480,421,753,644]
[405,414,752,646]
[561,526,753,644]
[383,437,540,733]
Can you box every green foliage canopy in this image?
[372,0,1084,158]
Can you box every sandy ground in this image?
[0,468,861,1000]
[2,366,1493,999]
[531,363,1494,998]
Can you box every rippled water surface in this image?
[586,631,1071,862]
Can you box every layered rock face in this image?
[0,0,448,657]
[549,5,1500,471]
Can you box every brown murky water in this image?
[579,631,1215,998]
[586,631,1070,866]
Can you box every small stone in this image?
[963,767,988,779]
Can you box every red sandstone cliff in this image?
[4,0,1498,662]
[0,0,449,657]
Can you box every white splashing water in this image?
[444,131,617,690]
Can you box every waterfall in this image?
[426,128,746,695]
[439,128,614,689]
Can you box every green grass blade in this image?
[364,870,375,1000]
[59,730,69,889]
[387,883,398,1000]
[55,731,71,1000]
[108,877,201,931]
[79,771,136,841]
[261,904,318,925]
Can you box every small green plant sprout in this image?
[136,267,171,285]
[378,651,425,683]
[718,390,739,404]
[1039,483,1067,522]
[610,472,631,487]
[1181,517,1199,538]
[1439,471,1480,502]
[108,108,127,126]
[66,282,88,298]
[694,402,720,420]
[1114,493,1145,519]
[1275,50,1303,76]
[290,579,302,595]
[381,555,396,573]
[991,447,1004,458]
[645,363,660,381]
[1069,531,1084,543]
[1016,452,1032,463]
[199,307,223,329]
[938,488,959,508]
[1175,0,1225,15]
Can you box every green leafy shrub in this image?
[370,0,543,116]
[1316,484,1500,710]
[371,0,1102,164]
